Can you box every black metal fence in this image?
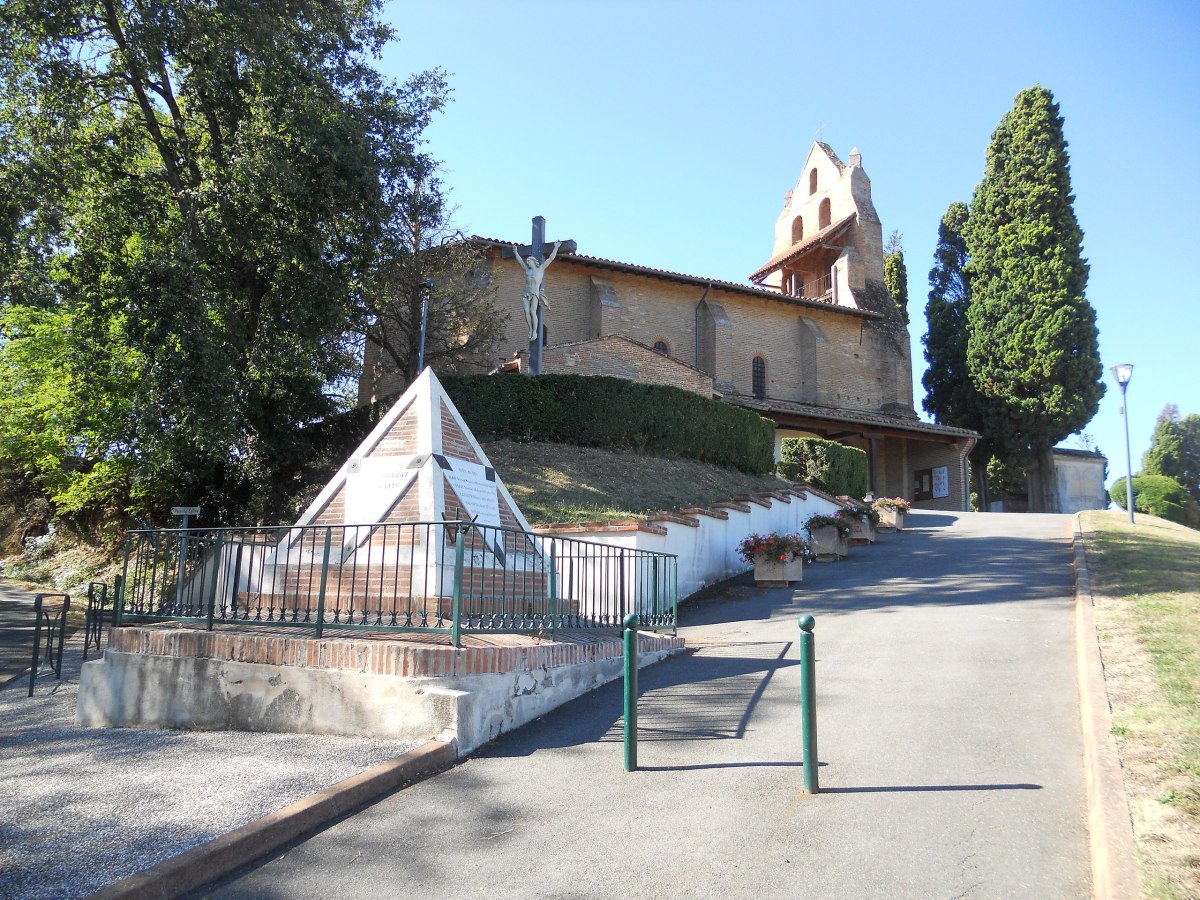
[116,520,678,644]
[82,581,111,661]
[28,593,70,697]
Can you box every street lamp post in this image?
[1111,363,1135,525]
[416,278,434,374]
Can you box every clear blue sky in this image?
[380,0,1199,487]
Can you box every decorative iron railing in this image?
[783,271,835,303]
[28,593,70,697]
[800,273,834,302]
[115,520,678,643]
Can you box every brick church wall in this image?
[542,336,712,396]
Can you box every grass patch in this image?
[482,439,787,526]
[1081,510,1200,896]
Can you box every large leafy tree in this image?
[963,86,1103,512]
[0,1,447,525]
[921,201,996,506]
[1144,404,1200,506]
[362,166,505,397]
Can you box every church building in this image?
[360,143,977,511]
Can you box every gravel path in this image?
[0,639,421,899]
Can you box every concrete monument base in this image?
[77,625,683,755]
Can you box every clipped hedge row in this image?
[1111,474,1200,528]
[778,437,869,498]
[441,374,775,474]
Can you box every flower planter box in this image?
[847,515,876,544]
[876,507,907,532]
[808,525,849,561]
[753,553,803,587]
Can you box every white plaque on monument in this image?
[344,455,419,525]
[932,465,950,499]
[440,456,501,528]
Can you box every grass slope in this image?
[482,439,786,526]
[1081,510,1200,899]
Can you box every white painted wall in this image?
[557,491,842,600]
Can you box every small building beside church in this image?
[360,142,978,511]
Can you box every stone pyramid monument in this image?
[261,368,541,623]
[296,367,532,537]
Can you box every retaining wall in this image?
[537,485,843,599]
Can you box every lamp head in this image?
[1110,363,1133,387]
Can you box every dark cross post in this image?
[502,216,576,375]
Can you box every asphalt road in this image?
[204,511,1089,899]
[0,581,46,686]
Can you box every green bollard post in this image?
[314,528,332,639]
[450,528,465,648]
[548,541,558,640]
[28,594,44,698]
[799,615,819,794]
[206,534,223,631]
[623,612,639,772]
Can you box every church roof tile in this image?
[748,212,857,283]
[472,236,881,320]
[727,394,981,441]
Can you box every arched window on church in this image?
[818,198,831,230]
[808,168,818,195]
[653,339,670,355]
[752,356,767,399]
[791,216,804,244]
[542,324,548,347]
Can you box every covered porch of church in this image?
[731,398,978,511]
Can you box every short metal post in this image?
[618,549,627,625]
[206,535,223,631]
[115,540,132,628]
[451,528,465,648]
[54,597,70,677]
[548,541,558,640]
[315,528,332,638]
[799,615,819,794]
[672,563,679,637]
[175,514,190,609]
[113,572,125,631]
[623,612,639,772]
[651,556,659,624]
[28,594,43,698]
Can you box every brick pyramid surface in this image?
[295,367,532,535]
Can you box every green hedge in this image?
[441,374,775,474]
[1111,474,1200,528]
[778,437,869,498]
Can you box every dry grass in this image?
[481,439,786,526]
[1081,510,1200,899]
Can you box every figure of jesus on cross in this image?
[505,217,576,374]
[513,239,561,343]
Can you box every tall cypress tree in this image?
[922,202,993,505]
[964,86,1103,512]
[884,231,909,324]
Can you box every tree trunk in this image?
[971,458,991,511]
[1027,446,1060,513]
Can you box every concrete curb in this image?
[89,737,456,900]
[1072,515,1141,899]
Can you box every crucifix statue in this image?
[502,216,576,374]
[513,239,560,345]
